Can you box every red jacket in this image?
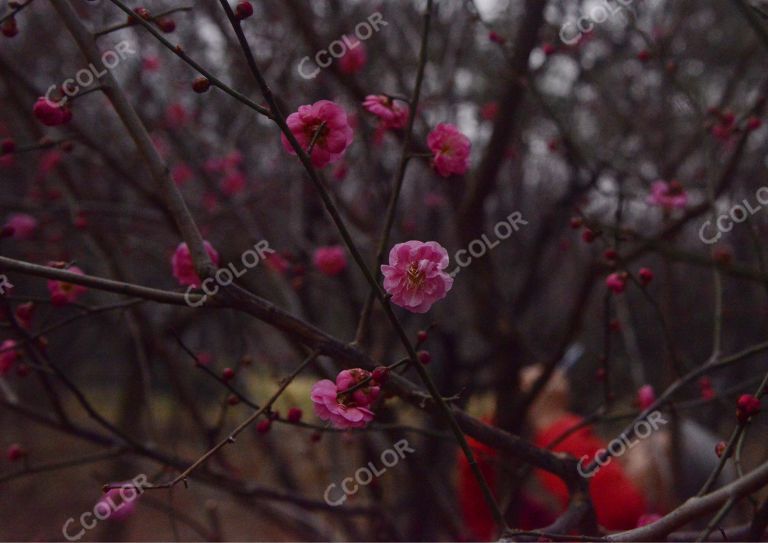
[458,414,648,540]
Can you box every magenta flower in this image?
[605,272,626,294]
[647,180,687,210]
[310,372,376,430]
[96,485,140,521]
[338,40,367,74]
[381,240,454,313]
[4,213,38,240]
[281,100,354,168]
[637,385,656,410]
[32,97,72,127]
[427,123,471,177]
[0,339,18,376]
[171,241,220,287]
[313,245,347,277]
[363,95,409,130]
[47,265,87,306]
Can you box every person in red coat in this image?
[457,366,655,540]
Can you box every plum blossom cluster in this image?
[313,245,347,277]
[296,12,386,79]
[0,275,12,296]
[281,98,472,179]
[311,368,383,429]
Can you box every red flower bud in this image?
[736,394,761,423]
[372,366,389,384]
[714,441,726,458]
[235,1,253,20]
[1,18,18,38]
[192,77,211,93]
[221,367,235,381]
[287,407,303,423]
[256,419,271,433]
[417,350,431,365]
[638,267,654,286]
[157,18,175,33]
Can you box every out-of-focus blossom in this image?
[427,123,471,177]
[47,265,87,306]
[165,103,189,129]
[171,163,194,186]
[338,40,366,74]
[33,98,71,127]
[647,180,687,210]
[313,245,347,277]
[0,339,18,376]
[171,241,219,287]
[95,485,140,521]
[220,171,247,196]
[4,213,37,240]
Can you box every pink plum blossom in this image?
[281,100,354,168]
[637,385,656,410]
[313,245,347,277]
[96,485,140,521]
[32,97,71,127]
[47,265,87,306]
[336,368,380,407]
[338,40,367,74]
[647,180,687,210]
[381,240,454,313]
[362,95,409,129]
[171,241,219,287]
[605,272,626,294]
[4,213,37,240]
[311,368,379,429]
[427,123,471,177]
